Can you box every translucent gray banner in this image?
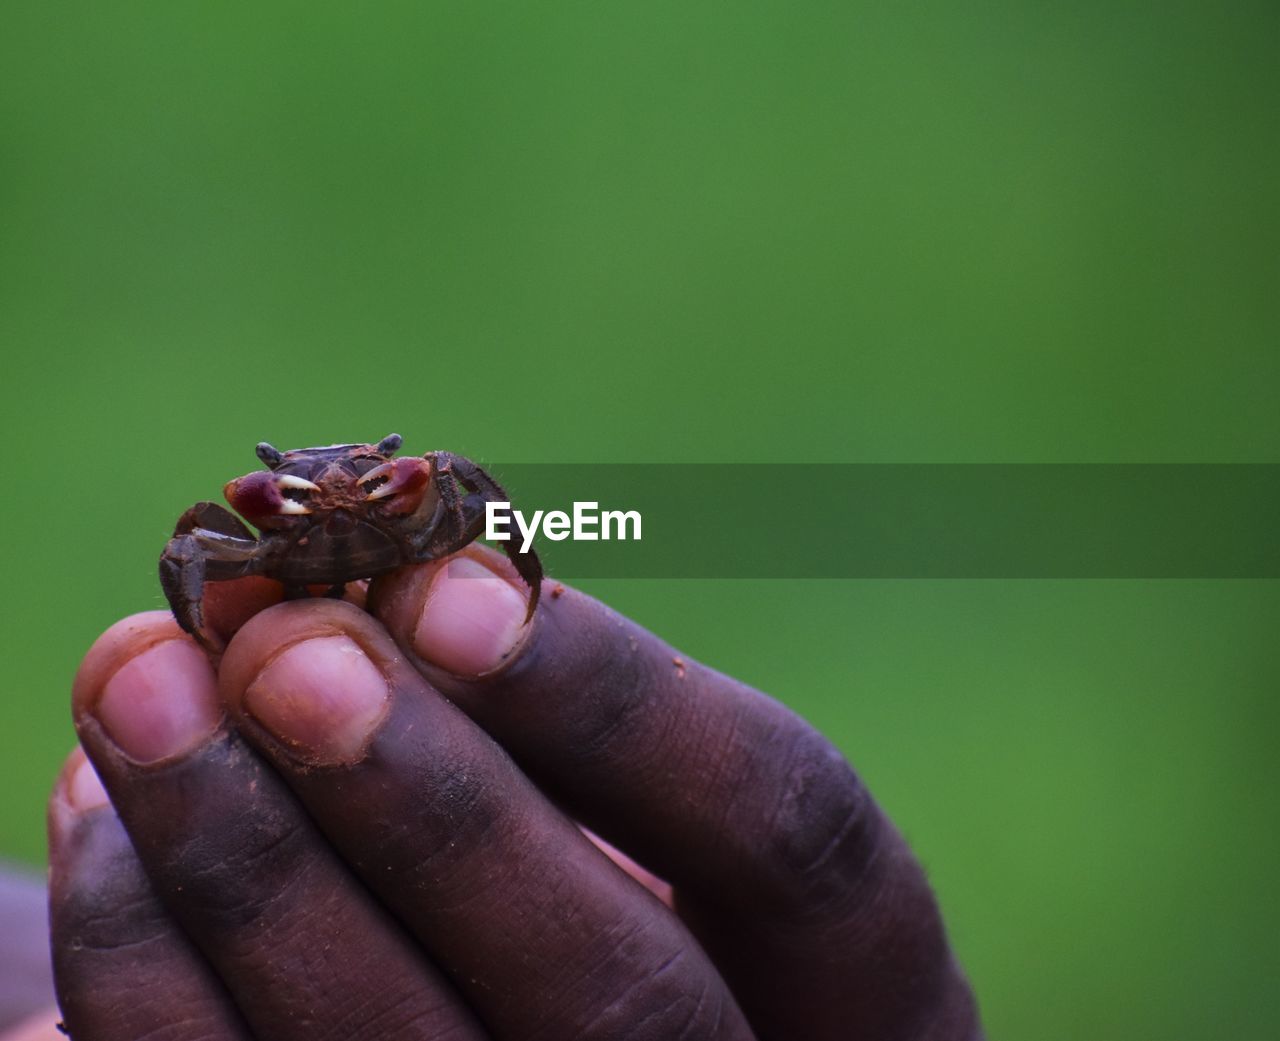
[482,464,1280,578]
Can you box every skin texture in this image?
[27,546,981,1041]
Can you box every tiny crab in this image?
[159,434,542,649]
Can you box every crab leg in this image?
[417,452,544,621]
[159,526,267,651]
[172,501,257,540]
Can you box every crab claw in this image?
[359,457,432,516]
[276,474,322,494]
[224,471,320,527]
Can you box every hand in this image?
[47,545,981,1040]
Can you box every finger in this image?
[370,548,981,1041]
[199,577,369,650]
[218,600,756,1041]
[201,576,285,645]
[72,613,488,1041]
[48,748,251,1041]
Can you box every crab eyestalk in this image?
[359,457,432,516]
[256,442,284,467]
[224,471,321,528]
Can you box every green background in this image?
[2,2,1277,1037]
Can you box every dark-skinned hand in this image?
[40,545,981,1041]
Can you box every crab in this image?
[159,434,542,649]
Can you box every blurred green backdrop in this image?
[2,2,1277,1037]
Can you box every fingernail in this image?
[68,757,109,812]
[95,640,222,763]
[243,636,389,763]
[414,556,529,676]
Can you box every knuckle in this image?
[509,598,657,764]
[50,818,163,954]
[159,811,311,926]
[751,724,885,909]
[127,761,314,930]
[574,947,731,1041]
[383,776,506,894]
[54,888,168,958]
